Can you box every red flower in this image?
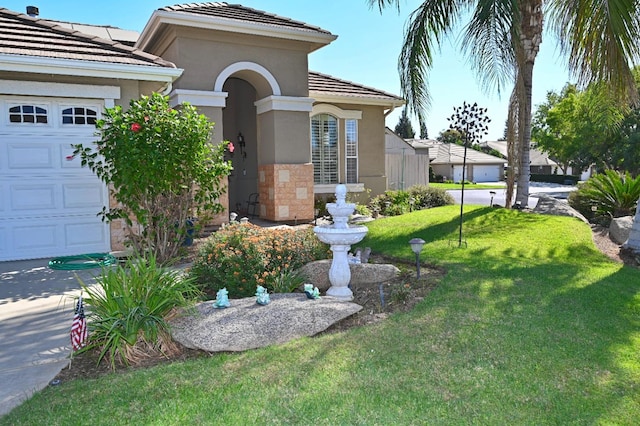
[228,142,235,153]
[131,123,142,132]
[65,154,76,161]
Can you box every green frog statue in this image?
[255,285,270,305]
[304,283,321,300]
[212,287,231,309]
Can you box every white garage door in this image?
[473,165,502,182]
[0,97,110,261]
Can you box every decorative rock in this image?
[169,294,362,352]
[623,203,640,253]
[532,194,588,223]
[298,260,400,292]
[609,216,633,245]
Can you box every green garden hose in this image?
[48,253,118,270]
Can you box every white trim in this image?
[314,183,365,194]
[311,92,404,108]
[214,61,281,95]
[254,96,314,114]
[137,10,336,53]
[0,54,182,82]
[0,79,120,99]
[169,89,228,107]
[311,103,362,120]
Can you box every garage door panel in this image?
[13,223,57,251]
[0,216,109,261]
[10,184,57,210]
[63,183,105,209]
[65,221,107,248]
[7,143,55,169]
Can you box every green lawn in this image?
[430,182,506,190]
[3,206,639,425]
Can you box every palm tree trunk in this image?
[514,0,542,208]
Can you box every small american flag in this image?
[70,295,87,351]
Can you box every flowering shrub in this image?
[190,223,328,298]
[72,93,232,263]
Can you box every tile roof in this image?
[409,140,505,165]
[0,8,175,68]
[309,71,404,102]
[159,2,333,35]
[482,141,557,166]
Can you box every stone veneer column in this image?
[258,163,314,222]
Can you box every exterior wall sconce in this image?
[238,132,246,159]
[409,238,426,279]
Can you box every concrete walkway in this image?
[0,259,96,417]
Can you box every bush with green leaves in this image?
[72,93,232,264]
[369,185,454,216]
[568,170,640,224]
[190,223,328,298]
[77,255,201,369]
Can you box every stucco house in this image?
[0,3,403,261]
[408,139,505,183]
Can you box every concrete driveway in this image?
[0,259,96,417]
[447,182,577,207]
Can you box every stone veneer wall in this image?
[258,163,314,222]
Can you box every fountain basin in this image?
[314,225,368,245]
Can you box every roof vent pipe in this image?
[26,6,39,17]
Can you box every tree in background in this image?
[436,129,463,144]
[394,107,415,138]
[368,0,640,209]
[420,121,429,139]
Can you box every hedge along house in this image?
[0,3,403,261]
[137,3,404,222]
[0,7,182,261]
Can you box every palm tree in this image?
[369,0,640,208]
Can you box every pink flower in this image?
[144,116,150,122]
[131,123,142,132]
[65,154,76,161]
[228,142,235,153]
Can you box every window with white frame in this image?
[345,119,358,184]
[311,114,338,184]
[62,107,98,125]
[8,104,48,124]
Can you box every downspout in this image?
[401,147,406,190]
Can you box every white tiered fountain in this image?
[314,184,368,301]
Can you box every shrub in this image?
[72,93,232,264]
[77,255,201,369]
[190,223,328,298]
[369,185,454,216]
[354,203,372,217]
[568,170,640,224]
[408,185,455,209]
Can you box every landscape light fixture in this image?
[409,238,426,279]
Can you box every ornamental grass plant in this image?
[77,255,201,369]
[190,223,328,298]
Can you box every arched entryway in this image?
[222,77,258,216]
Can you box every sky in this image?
[4,0,574,140]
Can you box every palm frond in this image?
[366,0,401,12]
[547,0,640,104]
[399,0,468,125]
[461,0,519,95]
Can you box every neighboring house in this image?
[481,140,594,180]
[408,139,505,183]
[384,127,429,190]
[0,3,403,261]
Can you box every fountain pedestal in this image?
[313,184,368,302]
